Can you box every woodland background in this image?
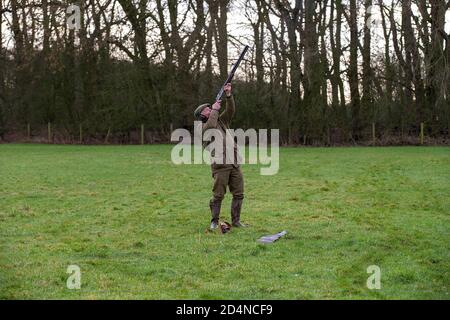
[0,0,449,145]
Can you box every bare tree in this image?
[348,0,361,140]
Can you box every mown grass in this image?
[0,144,449,299]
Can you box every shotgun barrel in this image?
[215,45,250,102]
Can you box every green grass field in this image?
[0,144,449,299]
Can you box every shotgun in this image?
[215,45,250,102]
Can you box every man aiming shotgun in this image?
[194,46,249,230]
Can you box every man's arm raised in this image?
[219,83,235,124]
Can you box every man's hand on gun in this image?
[224,83,232,97]
[212,100,222,111]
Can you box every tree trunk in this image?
[0,0,4,139]
[362,0,373,129]
[216,0,229,79]
[428,0,447,134]
[274,0,302,143]
[349,0,361,140]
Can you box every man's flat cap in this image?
[194,103,211,119]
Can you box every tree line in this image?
[0,0,449,145]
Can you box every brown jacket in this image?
[202,95,240,173]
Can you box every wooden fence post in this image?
[420,122,424,145]
[141,124,144,145]
[327,126,331,145]
[372,122,376,146]
[48,122,52,143]
[27,123,31,140]
[105,127,111,144]
[79,124,83,144]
